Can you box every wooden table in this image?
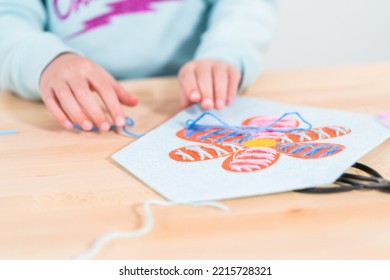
[1,64,389,259]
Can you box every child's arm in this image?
[179,0,279,110]
[0,1,74,100]
[0,1,137,130]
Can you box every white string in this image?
[75,199,229,260]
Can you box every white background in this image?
[1,261,390,280]
[263,0,390,70]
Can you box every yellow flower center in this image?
[243,138,277,148]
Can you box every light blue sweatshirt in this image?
[0,0,278,100]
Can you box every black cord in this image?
[295,162,390,194]
[352,162,383,178]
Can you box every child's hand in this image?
[178,59,242,110]
[40,53,138,131]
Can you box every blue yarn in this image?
[186,111,313,134]
[301,144,332,158]
[289,143,316,155]
[319,145,341,157]
[122,119,145,138]
[0,130,17,136]
[276,142,296,152]
[74,116,144,138]
[186,112,233,130]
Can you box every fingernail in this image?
[191,91,201,101]
[216,98,224,109]
[116,117,125,127]
[65,121,73,130]
[100,122,111,132]
[226,98,233,106]
[82,120,93,131]
[202,98,213,109]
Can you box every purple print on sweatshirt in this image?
[54,0,178,39]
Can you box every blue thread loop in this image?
[186,112,231,130]
[0,130,17,136]
[122,117,144,138]
[186,112,312,134]
[74,116,144,138]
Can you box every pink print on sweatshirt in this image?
[53,0,178,39]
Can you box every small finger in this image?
[54,83,94,131]
[180,89,191,109]
[114,83,138,108]
[99,71,138,108]
[179,66,201,103]
[42,89,73,130]
[68,79,110,131]
[213,64,229,110]
[89,79,126,128]
[87,78,125,131]
[195,64,214,110]
[227,66,242,106]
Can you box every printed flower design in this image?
[169,115,351,172]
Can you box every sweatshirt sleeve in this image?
[194,0,279,88]
[0,1,79,100]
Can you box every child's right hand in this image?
[39,53,138,131]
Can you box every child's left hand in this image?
[178,59,242,110]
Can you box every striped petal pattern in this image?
[279,126,351,143]
[222,147,280,172]
[169,144,240,162]
[170,115,351,173]
[176,127,254,145]
[274,142,345,159]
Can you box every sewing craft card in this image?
[113,97,390,203]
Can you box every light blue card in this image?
[112,97,390,203]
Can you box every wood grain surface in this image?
[0,63,389,259]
